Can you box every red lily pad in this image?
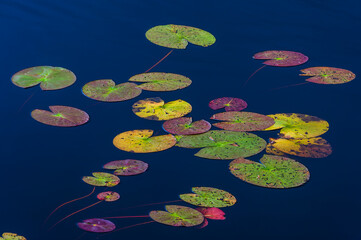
[31,106,89,127]
[162,117,211,135]
[103,160,148,176]
[97,191,120,202]
[77,218,116,233]
[300,67,356,84]
[196,207,225,220]
[209,97,247,112]
[253,50,309,67]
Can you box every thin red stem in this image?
[243,65,267,87]
[269,82,309,91]
[17,91,37,113]
[102,215,149,219]
[111,221,155,234]
[145,50,174,73]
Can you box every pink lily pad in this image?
[97,191,120,202]
[196,207,226,220]
[162,117,211,135]
[77,218,116,233]
[253,50,309,67]
[300,67,356,84]
[209,97,247,112]
[103,160,148,176]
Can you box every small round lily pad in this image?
[300,67,356,84]
[149,205,204,227]
[103,160,148,176]
[31,106,89,127]
[229,154,310,188]
[11,66,76,90]
[97,191,120,202]
[0,233,26,240]
[196,207,226,220]
[162,117,211,135]
[77,218,116,233]
[82,172,120,187]
[180,187,236,208]
[129,72,192,91]
[82,80,142,102]
[253,50,309,67]
[209,97,247,112]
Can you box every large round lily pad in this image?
[180,187,236,208]
[162,117,211,135]
[82,172,120,187]
[253,50,309,67]
[132,97,192,121]
[103,160,148,176]
[149,205,204,227]
[300,67,356,84]
[97,191,120,202]
[196,207,226,220]
[77,218,116,233]
[129,72,192,91]
[11,66,76,90]
[210,112,275,131]
[31,106,89,127]
[0,233,26,240]
[229,154,310,188]
[113,129,176,153]
[146,24,216,49]
[82,80,142,102]
[209,97,247,112]
[176,130,266,159]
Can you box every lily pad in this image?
[0,233,26,240]
[210,112,275,131]
[97,191,120,202]
[196,207,226,220]
[149,205,204,227]
[163,117,211,135]
[300,67,356,84]
[113,129,176,153]
[82,80,142,102]
[176,130,266,159]
[209,97,247,112]
[269,137,332,158]
[265,143,286,156]
[31,106,89,127]
[11,66,76,90]
[180,187,236,208]
[129,72,192,91]
[77,218,116,233]
[253,50,309,67]
[229,154,310,188]
[146,24,216,49]
[82,172,120,187]
[132,97,192,121]
[103,160,148,176]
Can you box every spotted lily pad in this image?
[176,130,266,159]
[180,187,236,208]
[103,160,148,176]
[129,72,192,91]
[82,80,142,102]
[210,112,275,131]
[264,113,329,139]
[300,67,356,84]
[113,129,176,153]
[0,233,26,240]
[265,143,286,156]
[163,117,211,135]
[97,191,120,202]
[11,66,76,90]
[31,106,89,127]
[269,137,332,158]
[132,97,192,121]
[146,24,216,49]
[229,154,310,188]
[253,50,309,67]
[149,205,204,227]
[77,218,116,233]
[82,172,120,187]
[209,97,247,112]
[196,207,226,220]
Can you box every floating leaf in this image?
[82,80,142,102]
[229,154,310,188]
[265,143,286,156]
[196,207,226,220]
[129,72,192,91]
[211,112,275,132]
[300,67,356,84]
[132,97,192,121]
[149,205,204,227]
[31,106,89,127]
[209,97,247,112]
[146,24,216,49]
[270,137,332,158]
[253,50,308,67]
[176,130,266,159]
[11,66,76,90]
[0,233,26,240]
[180,187,236,208]
[163,117,211,135]
[103,160,148,176]
[97,191,120,202]
[77,218,116,233]
[82,172,120,187]
[113,129,176,153]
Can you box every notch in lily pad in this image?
[129,72,192,91]
[180,187,236,208]
[162,117,211,135]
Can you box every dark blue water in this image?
[1,1,361,239]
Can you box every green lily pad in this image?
[179,187,236,208]
[149,205,204,227]
[229,154,310,188]
[103,159,148,176]
[82,80,142,102]
[162,117,211,135]
[0,233,26,240]
[82,172,120,187]
[129,72,192,91]
[11,66,76,90]
[300,67,356,84]
[176,130,266,159]
[146,24,216,49]
[97,191,120,202]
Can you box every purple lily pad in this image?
[253,50,309,67]
[103,160,149,176]
[31,106,89,127]
[77,218,116,233]
[162,117,211,135]
[97,191,120,202]
[209,97,247,112]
